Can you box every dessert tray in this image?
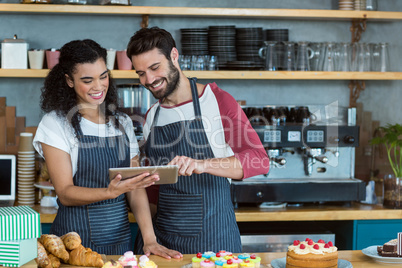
[271,257,352,268]
[362,245,402,263]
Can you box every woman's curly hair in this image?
[40,39,121,136]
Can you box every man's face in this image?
[131,48,180,100]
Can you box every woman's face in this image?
[66,58,109,107]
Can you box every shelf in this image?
[2,69,402,80]
[1,4,402,20]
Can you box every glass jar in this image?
[366,0,378,11]
[383,174,402,208]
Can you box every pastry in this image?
[246,254,261,268]
[138,255,157,268]
[103,260,123,268]
[286,238,338,268]
[60,232,82,250]
[192,253,206,268]
[69,245,104,267]
[200,259,215,268]
[222,258,237,268]
[39,234,69,263]
[239,260,255,268]
[36,241,50,268]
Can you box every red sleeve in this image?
[209,83,269,179]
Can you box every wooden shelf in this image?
[2,69,402,80]
[1,4,402,20]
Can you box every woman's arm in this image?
[126,156,182,259]
[42,143,158,206]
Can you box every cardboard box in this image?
[0,238,37,267]
[0,206,40,241]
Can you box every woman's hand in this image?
[107,172,159,199]
[143,241,183,259]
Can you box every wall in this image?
[0,0,401,127]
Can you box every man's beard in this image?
[147,61,180,100]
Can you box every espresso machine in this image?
[231,104,366,207]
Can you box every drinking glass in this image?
[258,41,278,71]
[309,42,324,71]
[322,42,336,72]
[295,41,311,71]
[337,42,351,71]
[282,41,296,71]
[378,42,390,72]
[352,43,371,72]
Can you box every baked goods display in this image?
[286,238,338,268]
[35,232,104,268]
[191,252,259,268]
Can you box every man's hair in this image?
[126,27,176,60]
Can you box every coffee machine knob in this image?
[256,192,264,198]
[315,155,328,163]
[344,136,355,144]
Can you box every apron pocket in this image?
[87,200,131,247]
[156,192,203,237]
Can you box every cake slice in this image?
[378,239,400,257]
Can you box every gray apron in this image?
[135,78,242,254]
[50,121,132,255]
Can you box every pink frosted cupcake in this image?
[230,256,243,268]
[218,251,232,258]
[118,251,137,266]
[200,259,215,268]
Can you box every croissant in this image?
[61,231,82,250]
[69,245,104,267]
[39,234,69,263]
[48,253,61,268]
[36,241,50,268]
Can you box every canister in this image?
[1,35,29,69]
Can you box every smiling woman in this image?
[32,39,182,259]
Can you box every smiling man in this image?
[126,27,269,254]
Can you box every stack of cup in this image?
[17,133,36,206]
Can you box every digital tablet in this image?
[109,165,178,185]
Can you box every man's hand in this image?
[168,156,206,176]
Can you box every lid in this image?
[2,34,27,44]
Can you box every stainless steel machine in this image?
[231,104,366,206]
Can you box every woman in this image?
[33,39,182,258]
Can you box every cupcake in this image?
[118,251,137,266]
[125,261,139,268]
[210,253,224,262]
[246,255,261,268]
[214,259,227,268]
[103,260,123,268]
[222,259,237,268]
[237,254,250,261]
[218,251,232,257]
[192,253,206,268]
[200,259,215,268]
[230,256,243,268]
[202,252,215,259]
[138,255,157,268]
[239,260,254,268]
[223,254,234,261]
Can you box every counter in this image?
[20,251,402,268]
[34,202,402,223]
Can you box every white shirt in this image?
[33,111,139,177]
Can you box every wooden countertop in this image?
[20,251,402,268]
[34,202,402,223]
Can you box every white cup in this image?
[41,196,58,207]
[106,49,116,70]
[28,49,45,69]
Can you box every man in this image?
[126,27,269,254]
